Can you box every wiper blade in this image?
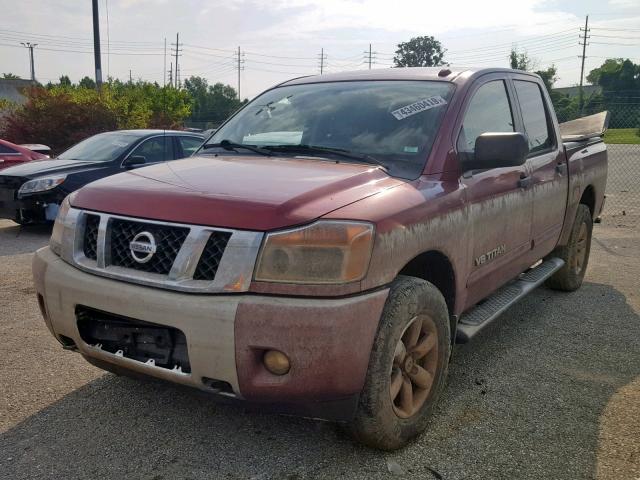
[264,144,387,170]
[201,139,272,156]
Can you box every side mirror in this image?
[459,132,529,172]
[123,155,146,168]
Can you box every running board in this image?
[456,257,565,343]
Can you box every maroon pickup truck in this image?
[33,67,607,450]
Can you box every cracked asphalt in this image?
[0,206,638,480]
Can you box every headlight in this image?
[18,175,67,196]
[49,196,71,256]
[254,221,374,284]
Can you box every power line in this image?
[0,42,164,56]
[590,41,639,46]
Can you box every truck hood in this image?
[0,158,106,178]
[71,155,403,230]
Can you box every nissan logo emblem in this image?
[129,231,157,263]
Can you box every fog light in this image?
[263,350,290,375]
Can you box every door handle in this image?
[518,174,532,189]
[556,163,567,175]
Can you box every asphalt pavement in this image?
[0,212,638,480]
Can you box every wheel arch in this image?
[397,250,457,341]
[580,184,596,218]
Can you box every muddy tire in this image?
[545,204,593,292]
[348,275,451,450]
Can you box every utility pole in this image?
[318,48,326,74]
[20,42,37,81]
[171,33,182,88]
[129,69,132,83]
[92,0,102,88]
[163,37,167,87]
[368,43,372,69]
[578,15,590,115]
[168,62,173,88]
[237,46,244,101]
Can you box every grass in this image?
[604,128,640,145]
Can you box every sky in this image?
[1,0,639,100]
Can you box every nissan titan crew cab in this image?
[33,68,608,450]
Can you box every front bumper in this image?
[33,247,388,420]
[0,187,61,223]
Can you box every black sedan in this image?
[0,129,204,224]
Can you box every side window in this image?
[457,80,514,153]
[0,144,18,154]
[178,136,203,158]
[514,80,554,154]
[129,136,174,163]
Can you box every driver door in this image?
[458,76,534,308]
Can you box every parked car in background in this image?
[0,130,203,224]
[20,144,52,157]
[0,139,48,171]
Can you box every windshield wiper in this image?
[201,139,272,156]
[264,145,387,170]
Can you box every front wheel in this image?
[349,276,451,450]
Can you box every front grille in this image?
[83,214,100,260]
[76,306,191,373]
[193,231,232,280]
[109,219,189,274]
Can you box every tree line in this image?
[392,36,639,127]
[0,75,245,153]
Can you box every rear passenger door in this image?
[176,136,204,158]
[512,77,568,257]
[128,136,174,165]
[457,76,533,307]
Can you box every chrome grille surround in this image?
[58,207,263,293]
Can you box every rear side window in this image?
[178,136,203,157]
[457,80,514,153]
[0,144,18,154]
[514,80,554,154]
[130,136,174,163]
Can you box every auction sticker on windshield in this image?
[391,96,447,120]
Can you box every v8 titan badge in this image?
[129,231,157,263]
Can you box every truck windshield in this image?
[204,80,454,179]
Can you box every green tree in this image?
[1,79,193,152]
[509,48,537,71]
[394,36,446,67]
[78,76,96,89]
[534,65,558,93]
[2,73,21,79]
[587,58,640,92]
[58,75,72,87]
[586,58,640,128]
[183,76,243,126]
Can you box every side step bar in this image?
[456,257,565,343]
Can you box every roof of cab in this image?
[279,67,540,87]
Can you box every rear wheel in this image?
[546,204,593,291]
[349,276,451,450]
